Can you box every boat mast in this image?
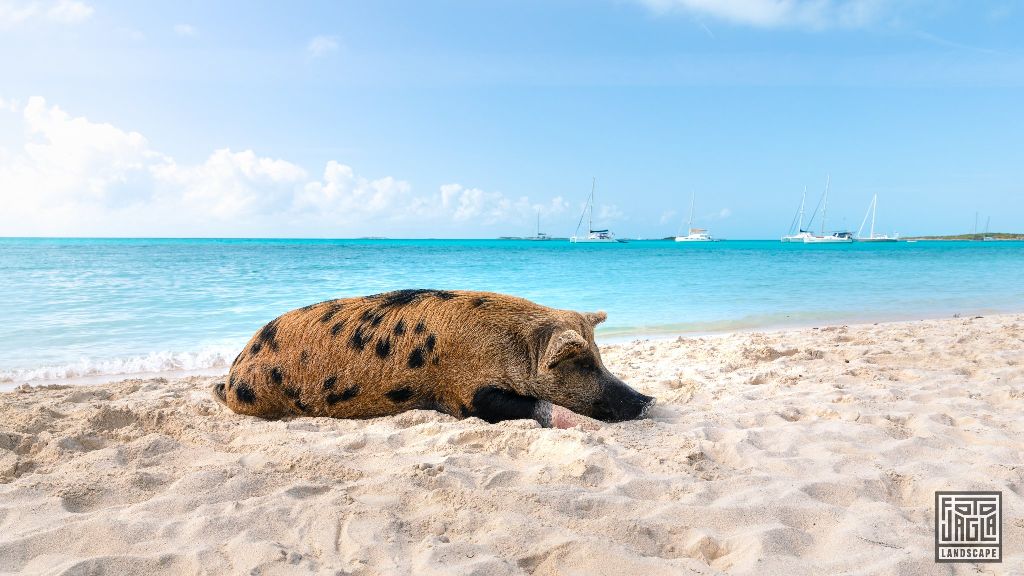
[688,192,695,234]
[589,177,595,233]
[572,177,594,240]
[799,187,806,232]
[821,174,831,235]
[870,194,877,239]
[857,194,872,239]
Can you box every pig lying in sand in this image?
[215,289,655,429]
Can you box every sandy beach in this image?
[1,314,1021,575]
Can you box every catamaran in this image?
[855,194,898,242]
[675,192,714,242]
[570,178,622,243]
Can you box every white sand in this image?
[1,315,1022,575]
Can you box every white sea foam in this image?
[0,344,244,384]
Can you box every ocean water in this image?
[2,238,1023,385]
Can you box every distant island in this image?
[497,236,569,241]
[906,232,1024,241]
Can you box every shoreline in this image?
[2,313,1021,573]
[4,307,1021,391]
[597,306,1013,344]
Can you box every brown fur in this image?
[218,289,616,420]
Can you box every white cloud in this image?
[296,161,412,222]
[659,209,678,224]
[151,149,306,219]
[0,97,565,237]
[307,35,339,57]
[173,23,197,36]
[19,96,156,201]
[0,2,36,27]
[440,183,511,222]
[0,0,92,27]
[435,184,569,224]
[718,207,732,218]
[635,0,888,29]
[0,97,158,234]
[598,204,625,221]
[45,0,90,22]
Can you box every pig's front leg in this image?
[467,385,600,430]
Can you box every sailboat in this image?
[570,178,622,243]
[983,216,995,241]
[780,187,813,242]
[801,174,853,243]
[675,192,714,242]
[527,212,551,241]
[855,194,898,242]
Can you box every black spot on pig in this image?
[320,304,343,323]
[386,387,414,403]
[331,321,346,337]
[375,337,392,359]
[408,348,425,369]
[327,385,359,404]
[235,382,256,404]
[361,309,385,327]
[269,367,283,386]
[257,319,280,352]
[351,326,369,351]
[374,289,456,309]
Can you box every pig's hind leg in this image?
[467,386,600,430]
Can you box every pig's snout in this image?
[590,379,656,423]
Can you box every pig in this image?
[214,289,655,428]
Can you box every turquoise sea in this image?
[2,238,1023,385]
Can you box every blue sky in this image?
[1,0,1021,238]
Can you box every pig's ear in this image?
[584,311,607,326]
[544,329,589,369]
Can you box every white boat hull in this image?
[854,237,898,242]
[675,235,713,242]
[802,236,852,244]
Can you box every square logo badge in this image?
[935,491,1002,563]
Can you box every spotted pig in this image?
[215,290,655,428]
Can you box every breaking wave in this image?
[0,344,244,384]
